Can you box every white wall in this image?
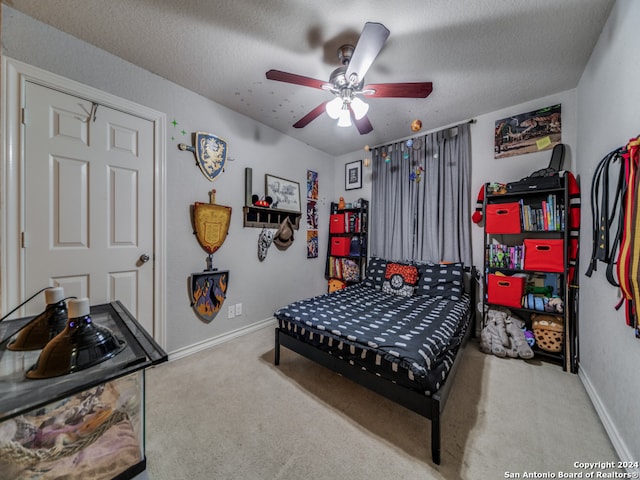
[469,91,578,270]
[336,89,578,272]
[1,6,335,354]
[336,0,640,463]
[575,0,640,464]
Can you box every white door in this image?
[23,81,155,335]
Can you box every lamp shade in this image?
[325,97,343,119]
[350,97,369,120]
[26,298,126,379]
[7,287,68,351]
[337,107,352,127]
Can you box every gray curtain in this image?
[370,123,471,266]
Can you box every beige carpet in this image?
[144,324,617,479]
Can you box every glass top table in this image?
[0,301,167,422]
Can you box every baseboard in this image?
[167,317,277,362]
[579,366,640,475]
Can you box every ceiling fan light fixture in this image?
[325,97,343,119]
[265,22,432,135]
[350,96,369,120]
[337,107,352,127]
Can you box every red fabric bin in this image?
[485,202,521,234]
[487,273,525,309]
[524,239,564,272]
[330,237,351,256]
[330,214,345,233]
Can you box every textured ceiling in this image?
[6,0,615,156]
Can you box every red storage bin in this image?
[485,202,521,234]
[330,237,351,256]
[524,239,564,272]
[487,273,525,309]
[330,214,345,233]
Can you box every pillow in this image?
[381,263,419,297]
[414,262,464,300]
[363,257,388,290]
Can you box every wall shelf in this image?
[242,205,301,229]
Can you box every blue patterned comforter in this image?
[274,284,471,378]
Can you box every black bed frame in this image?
[274,268,477,465]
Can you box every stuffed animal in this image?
[546,296,564,313]
[479,307,511,357]
[480,307,534,360]
[504,315,534,359]
[523,328,535,347]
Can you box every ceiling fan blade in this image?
[345,22,390,84]
[266,69,329,90]
[350,108,374,135]
[363,82,433,98]
[293,101,329,128]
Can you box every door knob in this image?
[139,253,150,263]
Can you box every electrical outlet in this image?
[235,303,242,316]
[228,305,235,319]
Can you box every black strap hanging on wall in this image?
[585,146,626,285]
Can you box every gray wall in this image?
[336,88,578,273]
[1,5,335,355]
[575,0,640,464]
[335,0,640,461]
[4,1,638,464]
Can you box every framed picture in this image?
[345,160,362,190]
[265,174,301,212]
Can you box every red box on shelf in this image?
[330,237,351,256]
[487,273,525,309]
[330,214,345,233]
[485,202,521,234]
[524,239,564,272]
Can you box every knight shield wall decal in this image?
[179,132,227,181]
[196,132,227,180]
[190,270,229,322]
[193,202,232,254]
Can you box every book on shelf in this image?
[519,194,564,231]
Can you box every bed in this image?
[273,258,476,465]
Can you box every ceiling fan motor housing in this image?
[337,44,355,65]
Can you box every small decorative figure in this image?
[411,119,422,132]
[338,197,346,209]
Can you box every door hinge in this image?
[21,231,26,248]
[21,108,27,125]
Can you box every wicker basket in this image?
[532,315,564,353]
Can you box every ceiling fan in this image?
[266,22,433,134]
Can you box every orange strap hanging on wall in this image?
[623,137,640,332]
[587,135,640,335]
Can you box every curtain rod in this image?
[368,118,476,150]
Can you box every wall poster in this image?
[306,170,319,258]
[306,230,319,259]
[494,104,561,158]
